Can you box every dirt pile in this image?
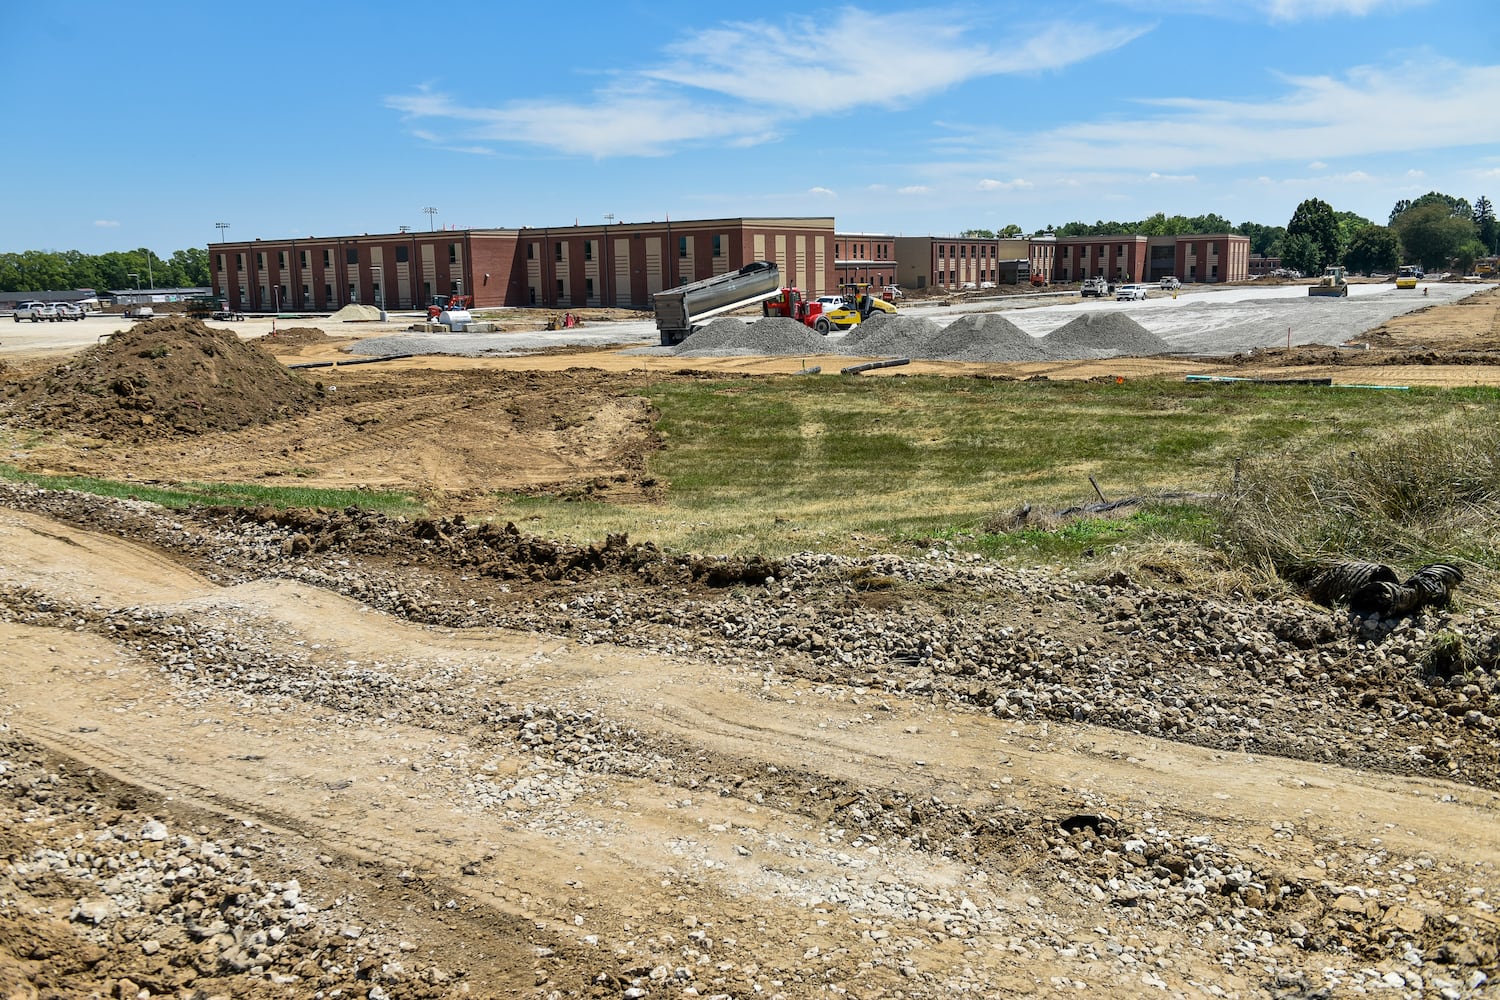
[255,326,334,347]
[1,316,319,441]
[327,303,383,322]
[1042,312,1172,357]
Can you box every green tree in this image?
[960,228,996,239]
[997,224,1023,238]
[1235,221,1285,257]
[1343,225,1400,276]
[1388,199,1412,226]
[1455,240,1488,274]
[1393,202,1479,271]
[1474,196,1497,254]
[1187,213,1234,233]
[1334,211,1373,259]
[1280,232,1320,276]
[171,247,210,286]
[1286,198,1341,273]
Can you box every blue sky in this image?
[3,0,1497,255]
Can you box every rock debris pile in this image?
[664,310,1171,362]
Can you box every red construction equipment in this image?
[761,287,828,330]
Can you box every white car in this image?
[49,302,85,321]
[1115,284,1148,301]
[1159,277,1181,290]
[12,301,58,322]
[814,294,849,312]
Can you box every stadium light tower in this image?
[423,207,438,231]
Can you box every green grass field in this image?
[6,374,1497,589]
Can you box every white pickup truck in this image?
[12,301,59,322]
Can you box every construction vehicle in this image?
[762,287,829,330]
[428,293,473,320]
[1308,266,1349,297]
[652,261,783,345]
[1080,276,1110,298]
[813,290,897,333]
[1396,265,1420,289]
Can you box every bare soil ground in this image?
[1,292,1499,999]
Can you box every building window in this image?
[301,250,310,268]
[712,235,722,258]
[1210,242,1218,255]
[678,236,688,258]
[278,251,287,268]
[555,242,564,261]
[324,283,333,301]
[585,277,594,297]
[302,284,310,302]
[348,282,357,301]
[449,243,459,264]
[584,240,593,261]
[257,252,266,269]
[396,246,408,263]
[528,286,537,305]
[556,278,564,298]
[236,254,245,271]
[343,248,356,265]
[323,250,332,267]
[1211,265,1219,278]
[960,246,966,259]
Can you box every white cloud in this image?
[93,220,120,228]
[1328,170,1375,183]
[898,185,932,195]
[385,8,1145,158]
[1405,169,1427,178]
[1479,167,1500,179]
[1147,172,1197,182]
[1263,0,1428,22]
[982,56,1500,174]
[978,178,1033,191]
[1308,161,1328,170]
[808,186,836,198]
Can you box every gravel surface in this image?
[4,482,1500,998]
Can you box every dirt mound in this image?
[1041,312,1172,357]
[1,316,320,441]
[256,326,333,347]
[328,303,383,322]
[914,313,1047,362]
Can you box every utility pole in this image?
[423,207,438,231]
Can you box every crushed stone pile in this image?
[328,303,383,322]
[901,313,1049,363]
[674,316,831,357]
[1,316,320,441]
[838,314,943,356]
[1041,312,1171,358]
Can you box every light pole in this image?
[602,213,614,306]
[215,221,230,243]
[424,206,437,231]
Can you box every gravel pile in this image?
[674,316,831,357]
[901,313,1049,363]
[838,314,943,356]
[1041,312,1172,358]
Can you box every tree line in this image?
[0,248,210,295]
[965,192,1498,276]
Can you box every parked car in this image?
[1159,276,1181,290]
[1115,284,1148,301]
[12,301,58,322]
[979,281,995,289]
[814,295,848,312]
[49,302,85,321]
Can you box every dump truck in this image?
[1308,266,1348,297]
[652,261,783,346]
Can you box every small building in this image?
[1045,234,1250,284]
